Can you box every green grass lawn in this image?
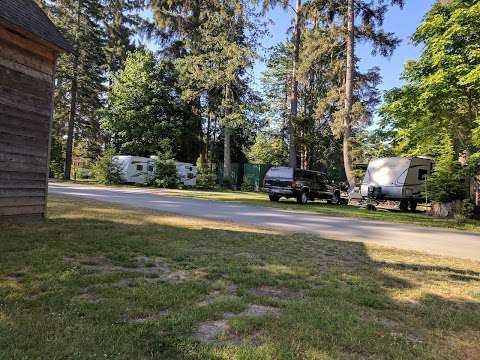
[1,195,479,359]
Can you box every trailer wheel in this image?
[399,200,409,212]
[409,200,418,212]
[329,191,341,205]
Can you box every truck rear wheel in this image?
[399,200,409,212]
[269,194,280,202]
[297,191,308,205]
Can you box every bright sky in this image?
[253,0,436,93]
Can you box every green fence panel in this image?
[218,162,242,186]
[218,163,271,189]
[243,163,272,190]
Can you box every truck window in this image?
[418,169,428,180]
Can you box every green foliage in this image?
[49,160,64,179]
[152,160,178,189]
[91,148,123,184]
[427,140,466,203]
[43,0,107,161]
[49,136,65,178]
[195,158,217,190]
[240,183,255,192]
[380,0,480,158]
[248,134,288,166]
[103,50,198,159]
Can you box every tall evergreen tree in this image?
[102,0,147,79]
[43,0,107,178]
[301,0,403,187]
[103,50,196,158]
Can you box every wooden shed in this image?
[0,0,71,222]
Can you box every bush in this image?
[49,159,64,179]
[152,159,178,188]
[91,148,123,184]
[427,141,466,202]
[460,199,475,218]
[195,158,216,189]
[240,182,255,192]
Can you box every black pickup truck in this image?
[263,167,341,205]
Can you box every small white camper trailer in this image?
[176,162,197,186]
[149,156,197,186]
[361,157,434,210]
[112,156,155,184]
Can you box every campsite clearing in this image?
[1,195,479,359]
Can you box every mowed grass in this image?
[159,188,480,232]
[1,195,480,359]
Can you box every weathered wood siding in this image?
[0,25,56,222]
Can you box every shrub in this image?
[427,141,466,202]
[152,159,178,188]
[91,148,123,184]
[195,159,216,190]
[49,159,64,179]
[241,182,255,192]
[460,199,475,218]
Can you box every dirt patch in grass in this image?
[65,255,208,284]
[196,304,280,344]
[121,310,170,324]
[196,320,235,343]
[225,304,280,318]
[74,292,102,304]
[249,286,305,300]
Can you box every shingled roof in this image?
[0,0,72,52]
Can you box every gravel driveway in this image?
[49,183,480,261]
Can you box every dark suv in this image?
[263,167,341,205]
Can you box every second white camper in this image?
[113,156,197,186]
[361,156,434,210]
[112,156,155,184]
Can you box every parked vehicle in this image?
[112,156,155,184]
[174,162,197,186]
[149,156,197,186]
[263,167,341,205]
[360,156,435,211]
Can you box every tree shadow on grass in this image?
[0,199,479,359]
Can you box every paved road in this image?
[49,183,480,261]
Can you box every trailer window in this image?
[418,169,428,180]
[136,164,143,171]
[148,165,154,172]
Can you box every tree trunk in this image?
[223,84,232,182]
[64,0,82,180]
[343,0,355,189]
[288,0,301,169]
[224,126,231,181]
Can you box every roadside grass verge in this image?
[1,195,479,359]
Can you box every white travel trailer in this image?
[149,156,197,186]
[175,162,197,186]
[112,156,155,184]
[361,157,435,211]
